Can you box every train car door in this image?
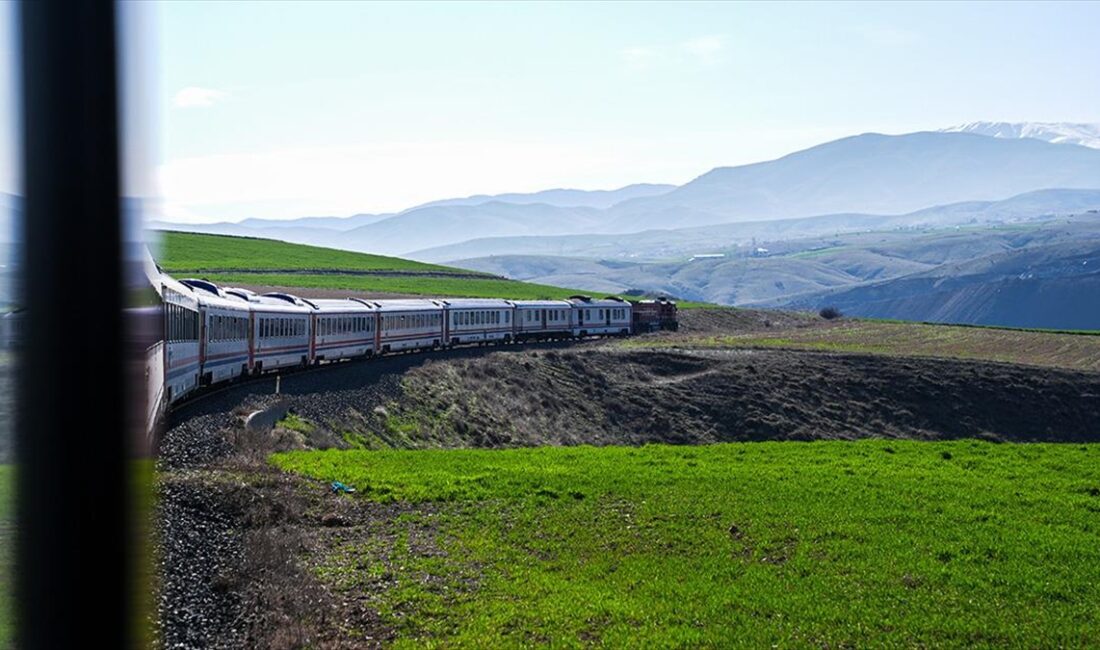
[606,309,611,327]
[247,310,256,370]
[541,309,547,329]
[308,312,316,362]
[198,308,207,366]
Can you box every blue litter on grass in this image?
[331,481,357,494]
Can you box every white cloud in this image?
[682,35,725,64]
[173,86,228,109]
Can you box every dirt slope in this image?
[367,348,1100,447]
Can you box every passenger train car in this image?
[146,262,675,412]
[309,298,379,362]
[569,296,632,336]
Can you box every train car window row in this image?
[166,303,199,342]
[382,313,441,331]
[259,317,306,338]
[209,314,248,341]
[454,310,504,326]
[319,316,374,336]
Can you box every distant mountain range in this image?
[941,121,1100,149]
[411,183,675,210]
[413,189,1100,262]
[601,131,1100,231]
[152,131,1100,257]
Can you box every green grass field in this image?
[632,319,1100,373]
[273,441,1100,648]
[158,231,464,274]
[0,465,11,646]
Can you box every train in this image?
[142,259,676,428]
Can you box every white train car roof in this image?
[249,292,315,314]
[222,287,262,303]
[437,298,515,310]
[157,273,201,310]
[310,298,380,314]
[511,299,572,309]
[370,298,444,313]
[568,295,630,308]
[178,278,252,311]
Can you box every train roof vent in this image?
[604,296,626,302]
[223,287,258,302]
[180,278,222,296]
[262,292,304,306]
[569,295,592,302]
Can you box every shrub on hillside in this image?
[819,306,843,320]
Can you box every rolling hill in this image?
[768,238,1100,329]
[155,231,607,301]
[450,214,1100,327]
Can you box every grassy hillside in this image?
[273,440,1100,647]
[157,231,617,301]
[642,315,1100,372]
[200,272,602,301]
[159,231,464,274]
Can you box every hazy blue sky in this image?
[7,2,1100,222]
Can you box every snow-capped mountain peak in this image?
[940,121,1100,149]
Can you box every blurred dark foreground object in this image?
[17,1,143,648]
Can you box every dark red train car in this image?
[631,297,678,333]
